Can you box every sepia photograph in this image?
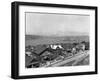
[25,12,90,68]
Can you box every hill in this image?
[25,35,89,46]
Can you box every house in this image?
[33,45,47,55]
[26,51,32,57]
[49,44,64,50]
[75,43,85,52]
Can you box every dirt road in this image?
[47,51,89,67]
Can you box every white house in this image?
[49,44,63,50]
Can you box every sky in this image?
[26,12,90,36]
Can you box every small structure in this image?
[75,43,85,52]
[49,44,64,50]
[26,51,32,57]
[72,47,77,54]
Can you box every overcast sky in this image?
[26,12,90,36]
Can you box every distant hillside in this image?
[25,35,89,46]
[26,35,42,40]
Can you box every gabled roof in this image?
[33,45,47,54]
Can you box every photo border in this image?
[11,1,98,79]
